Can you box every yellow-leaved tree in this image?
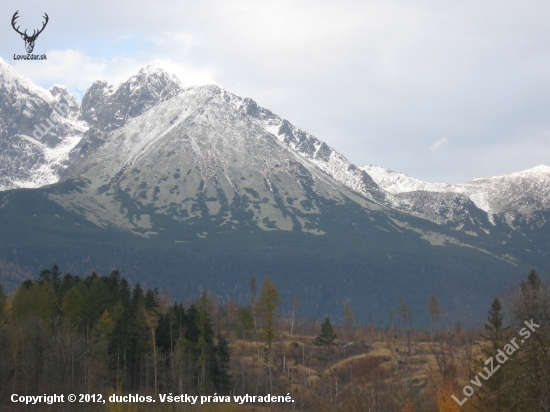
[11,281,56,322]
[257,277,281,396]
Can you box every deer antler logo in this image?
[11,11,49,54]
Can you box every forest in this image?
[0,266,548,411]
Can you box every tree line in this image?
[0,266,232,406]
[0,266,548,411]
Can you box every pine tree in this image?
[37,264,62,294]
[314,317,338,347]
[58,272,81,303]
[108,282,150,391]
[35,265,64,316]
[81,277,113,328]
[61,287,84,329]
[238,308,254,338]
[95,309,115,336]
[174,293,221,393]
[214,333,232,394]
[143,289,160,395]
[475,298,512,411]
[506,270,550,410]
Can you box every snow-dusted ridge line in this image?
[0,57,53,103]
[0,58,188,192]
[222,94,385,204]
[362,164,550,215]
[0,57,88,191]
[2,57,550,229]
[361,165,452,194]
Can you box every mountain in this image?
[0,58,85,191]
[0,59,548,324]
[0,59,184,191]
[70,64,183,167]
[364,164,550,216]
[363,164,550,236]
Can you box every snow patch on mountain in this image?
[362,165,451,194]
[363,164,550,215]
[229,98,385,203]
[0,57,53,103]
[0,58,89,191]
[12,134,83,189]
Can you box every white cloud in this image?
[430,138,449,152]
[12,49,217,100]
[2,0,550,182]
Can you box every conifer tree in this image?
[195,292,216,392]
[143,289,160,395]
[238,308,254,338]
[82,277,112,328]
[108,282,150,391]
[37,264,62,294]
[95,309,115,336]
[58,273,80,303]
[475,298,512,411]
[314,316,338,347]
[214,333,232,394]
[61,287,84,329]
[506,270,550,411]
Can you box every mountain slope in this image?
[0,176,530,324]
[0,61,549,324]
[65,84,384,236]
[0,58,86,190]
[0,58,186,191]
[70,64,184,166]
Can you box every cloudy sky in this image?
[1,0,550,183]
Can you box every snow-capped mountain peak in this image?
[363,163,550,219]
[360,165,452,194]
[138,61,179,79]
[471,165,550,181]
[1,59,550,237]
[0,58,88,191]
[0,56,53,103]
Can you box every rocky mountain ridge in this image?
[0,58,85,190]
[363,164,550,228]
[1,57,549,239]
